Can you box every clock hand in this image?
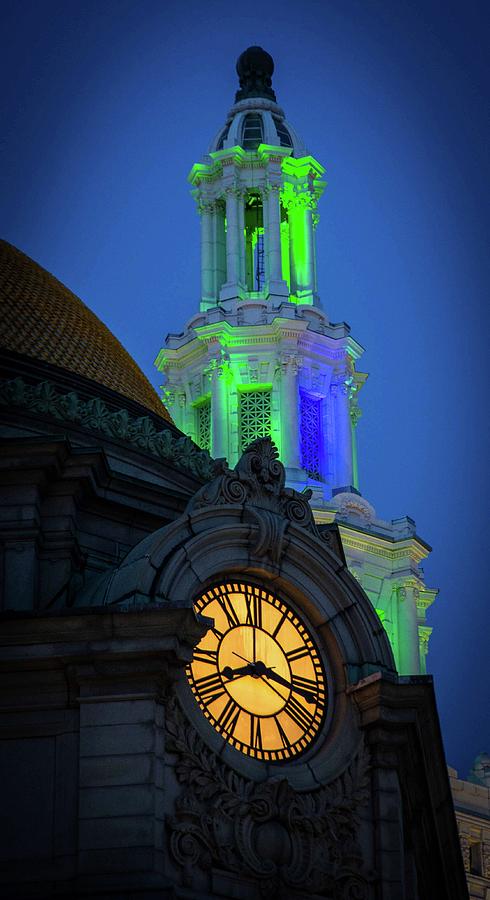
[232,651,253,664]
[221,663,255,680]
[262,667,316,704]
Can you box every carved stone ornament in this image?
[186,437,341,563]
[166,694,370,898]
[331,492,375,527]
[0,376,215,479]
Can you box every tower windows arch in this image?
[241,113,264,151]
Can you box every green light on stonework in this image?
[289,200,311,297]
[280,221,290,290]
[374,608,386,624]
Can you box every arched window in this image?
[216,123,230,150]
[241,113,264,151]
[272,115,293,148]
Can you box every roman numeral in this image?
[285,646,310,663]
[274,716,291,750]
[244,590,263,628]
[285,694,313,732]
[271,610,287,639]
[194,672,225,703]
[250,715,263,751]
[291,674,318,702]
[216,698,240,735]
[193,647,218,666]
[219,594,240,628]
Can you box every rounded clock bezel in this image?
[184,577,332,765]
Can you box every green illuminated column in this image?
[331,378,354,489]
[287,194,315,304]
[200,200,215,308]
[280,353,301,469]
[396,584,421,674]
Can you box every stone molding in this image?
[166,693,370,898]
[0,376,215,480]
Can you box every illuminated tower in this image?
[156,47,437,676]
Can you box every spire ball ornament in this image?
[235,46,276,102]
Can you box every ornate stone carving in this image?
[331,492,375,527]
[459,833,470,872]
[0,376,215,479]
[185,437,340,561]
[166,694,370,897]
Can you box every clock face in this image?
[186,581,327,762]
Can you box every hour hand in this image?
[221,663,255,680]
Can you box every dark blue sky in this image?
[1,0,489,776]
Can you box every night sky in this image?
[1,0,489,777]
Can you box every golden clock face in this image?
[186,581,327,762]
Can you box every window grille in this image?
[197,400,211,451]
[239,390,272,451]
[300,393,321,480]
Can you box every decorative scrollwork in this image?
[186,437,336,561]
[166,694,370,896]
[0,376,215,480]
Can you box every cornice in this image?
[0,376,215,481]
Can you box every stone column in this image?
[396,583,421,675]
[350,401,362,491]
[220,187,241,300]
[287,193,315,304]
[331,377,354,490]
[200,200,215,308]
[214,201,227,296]
[266,185,283,284]
[280,353,302,471]
[237,190,246,287]
[206,353,230,460]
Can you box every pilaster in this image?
[279,351,302,472]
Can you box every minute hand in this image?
[262,667,316,704]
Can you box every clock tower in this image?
[156,47,436,679]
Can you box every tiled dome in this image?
[0,240,171,422]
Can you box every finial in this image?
[235,46,276,102]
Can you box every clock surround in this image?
[186,580,328,762]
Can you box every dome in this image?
[0,240,171,422]
[209,47,308,158]
[235,46,275,102]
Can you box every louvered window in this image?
[300,393,321,480]
[239,390,271,451]
[242,113,264,151]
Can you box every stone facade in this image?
[0,436,469,898]
[450,762,490,899]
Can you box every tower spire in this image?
[235,46,276,102]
